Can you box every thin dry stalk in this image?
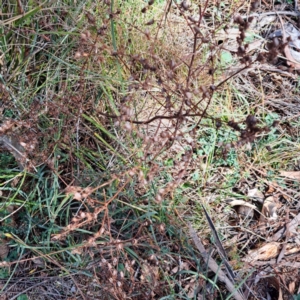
[188,223,245,300]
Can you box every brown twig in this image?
[243,11,300,19]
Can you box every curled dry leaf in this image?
[269,22,300,68]
[285,244,300,255]
[289,281,296,294]
[228,199,257,210]
[237,205,254,219]
[265,183,277,194]
[261,196,278,220]
[243,242,280,262]
[247,188,264,203]
[257,15,277,28]
[283,23,300,67]
[228,199,257,218]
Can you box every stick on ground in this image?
[188,223,244,300]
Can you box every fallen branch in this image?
[243,11,300,19]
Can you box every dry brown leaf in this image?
[228,200,256,219]
[281,193,291,202]
[184,278,197,299]
[257,15,277,28]
[279,171,300,181]
[265,182,278,194]
[289,281,296,294]
[171,262,189,274]
[141,263,159,286]
[285,244,300,255]
[71,247,84,255]
[228,199,257,210]
[261,196,278,220]
[32,257,45,267]
[243,242,280,262]
[248,188,264,203]
[284,23,300,67]
[237,205,254,219]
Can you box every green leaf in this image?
[220,51,232,65]
[17,295,28,300]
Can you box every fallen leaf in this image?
[285,244,300,255]
[32,257,45,267]
[284,23,300,66]
[289,281,296,294]
[228,199,257,210]
[261,196,278,220]
[257,15,277,29]
[265,183,276,194]
[248,188,264,203]
[243,242,280,262]
[228,199,256,219]
[280,171,300,181]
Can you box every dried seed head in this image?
[80,33,87,41]
[234,15,244,25]
[85,12,95,23]
[159,223,165,233]
[181,0,190,10]
[117,242,123,250]
[85,30,91,38]
[124,122,132,131]
[112,257,118,265]
[74,51,82,59]
[155,194,162,202]
[149,254,156,261]
[160,131,168,138]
